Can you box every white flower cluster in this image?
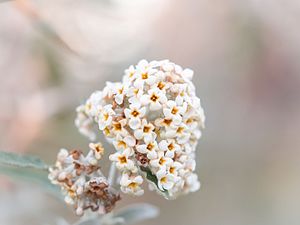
[75,60,205,199]
[48,144,121,216]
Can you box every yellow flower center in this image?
[68,189,76,198]
[160,177,167,184]
[103,113,109,121]
[128,182,138,189]
[177,127,184,134]
[186,118,194,124]
[159,157,166,165]
[157,81,165,90]
[118,87,124,94]
[104,127,111,136]
[118,141,127,149]
[85,103,92,111]
[142,73,148,79]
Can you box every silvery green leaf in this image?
[140,167,169,198]
[73,216,101,225]
[0,151,48,170]
[113,203,159,225]
[74,214,123,225]
[0,165,61,198]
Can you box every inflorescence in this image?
[49,145,121,216]
[50,59,205,216]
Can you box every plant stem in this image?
[108,162,117,186]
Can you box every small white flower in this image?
[155,116,181,129]
[89,142,105,160]
[75,105,97,141]
[109,148,137,172]
[85,91,103,117]
[150,151,173,169]
[127,86,144,104]
[124,103,146,129]
[98,105,115,130]
[174,84,191,106]
[111,119,128,136]
[133,60,158,88]
[183,115,199,131]
[159,139,181,158]
[156,170,175,191]
[140,88,168,111]
[112,82,129,105]
[153,79,170,92]
[102,82,117,99]
[136,138,159,160]
[134,119,156,142]
[165,123,190,143]
[123,65,136,83]
[163,101,187,124]
[120,172,144,196]
[113,134,136,151]
[161,62,175,72]
[167,161,183,177]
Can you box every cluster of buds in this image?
[75,59,205,199]
[48,144,121,216]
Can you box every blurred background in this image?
[1,0,300,225]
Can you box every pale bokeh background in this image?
[1,0,300,225]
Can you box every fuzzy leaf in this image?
[0,151,48,170]
[140,167,168,194]
[0,165,61,198]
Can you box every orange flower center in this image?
[169,167,175,174]
[150,94,159,102]
[147,143,154,151]
[131,110,140,117]
[157,81,165,90]
[118,156,127,164]
[113,122,122,131]
[163,119,173,126]
[168,143,175,151]
[171,107,179,115]
[159,157,166,165]
[143,126,151,133]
